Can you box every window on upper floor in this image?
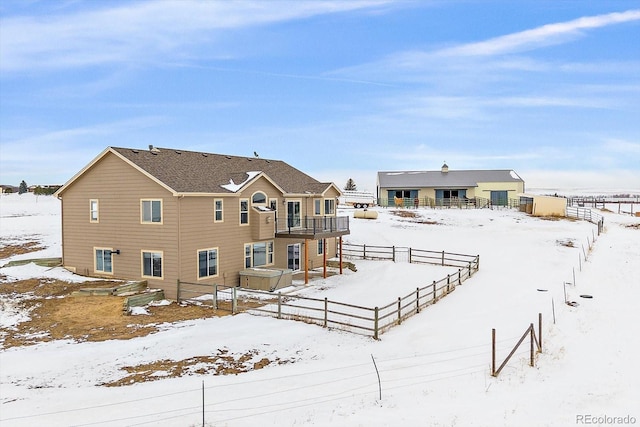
[90,199,99,223]
[252,192,267,205]
[198,248,219,279]
[240,199,249,225]
[324,199,335,215]
[214,199,223,222]
[314,199,322,215]
[141,199,162,224]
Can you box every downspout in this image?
[57,195,64,267]
[177,194,183,283]
[304,238,309,285]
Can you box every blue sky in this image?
[1,1,639,192]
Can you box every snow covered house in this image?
[54,146,349,299]
[377,164,525,208]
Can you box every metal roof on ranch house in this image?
[377,169,524,188]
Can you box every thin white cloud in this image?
[0,0,390,72]
[438,9,640,57]
[603,138,640,154]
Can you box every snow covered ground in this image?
[0,193,639,427]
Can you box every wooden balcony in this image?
[275,215,350,239]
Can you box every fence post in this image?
[363,244,366,259]
[397,297,402,325]
[529,324,535,367]
[278,292,282,319]
[409,247,412,263]
[213,284,217,309]
[392,245,395,262]
[416,288,420,313]
[432,280,437,303]
[491,328,496,377]
[324,297,328,328]
[441,251,445,266]
[458,268,462,285]
[176,280,181,304]
[446,274,451,293]
[232,287,237,314]
[538,313,543,352]
[468,261,472,279]
[374,307,379,340]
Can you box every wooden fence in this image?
[178,244,479,339]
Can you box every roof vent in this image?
[441,162,449,173]
[175,150,181,155]
[202,153,208,157]
[131,149,139,154]
[148,145,159,153]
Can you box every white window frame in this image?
[269,198,278,213]
[197,247,219,279]
[141,250,163,279]
[240,199,249,225]
[244,241,274,268]
[141,199,163,224]
[324,198,335,215]
[214,199,223,223]
[90,199,99,223]
[94,247,113,274]
[251,191,267,205]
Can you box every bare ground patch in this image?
[625,224,640,229]
[101,348,291,387]
[0,241,45,259]
[0,278,227,349]
[390,210,439,224]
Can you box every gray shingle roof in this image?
[377,169,523,188]
[111,147,334,195]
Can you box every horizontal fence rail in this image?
[178,243,480,339]
[566,206,605,234]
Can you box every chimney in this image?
[441,162,449,173]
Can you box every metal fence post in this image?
[432,280,437,303]
[416,288,420,313]
[213,284,217,309]
[441,251,445,266]
[409,247,412,264]
[392,245,395,262]
[491,328,496,376]
[176,279,181,304]
[397,297,402,324]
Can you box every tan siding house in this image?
[55,147,349,299]
[377,163,525,208]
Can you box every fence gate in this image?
[393,246,410,262]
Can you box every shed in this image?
[519,194,567,217]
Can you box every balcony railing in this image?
[275,215,350,237]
